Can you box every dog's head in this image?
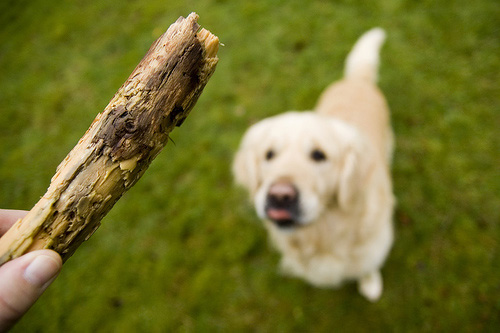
[233,112,373,229]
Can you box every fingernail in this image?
[24,255,61,288]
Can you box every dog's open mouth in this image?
[266,208,297,228]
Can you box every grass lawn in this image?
[1,0,499,331]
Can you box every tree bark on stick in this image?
[0,13,219,265]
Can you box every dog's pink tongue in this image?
[267,209,292,221]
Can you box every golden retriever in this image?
[233,28,395,302]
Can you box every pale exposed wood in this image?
[0,13,219,264]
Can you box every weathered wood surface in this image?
[0,13,219,264]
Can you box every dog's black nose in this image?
[267,182,298,207]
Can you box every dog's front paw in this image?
[358,271,383,302]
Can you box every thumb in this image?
[0,250,62,332]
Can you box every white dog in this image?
[232,28,395,302]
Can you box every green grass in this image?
[1,0,499,331]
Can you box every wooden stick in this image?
[0,12,219,265]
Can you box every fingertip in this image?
[0,250,62,331]
[23,250,62,289]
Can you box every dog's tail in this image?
[344,28,386,83]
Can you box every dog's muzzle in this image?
[265,181,301,228]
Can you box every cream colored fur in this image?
[233,28,394,302]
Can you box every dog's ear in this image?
[232,125,263,196]
[338,137,373,210]
[233,146,259,195]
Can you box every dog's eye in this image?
[311,149,327,162]
[265,149,275,161]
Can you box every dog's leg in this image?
[280,254,345,288]
[358,270,383,302]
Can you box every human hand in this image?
[0,209,62,332]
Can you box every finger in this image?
[0,209,27,235]
[0,250,62,331]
